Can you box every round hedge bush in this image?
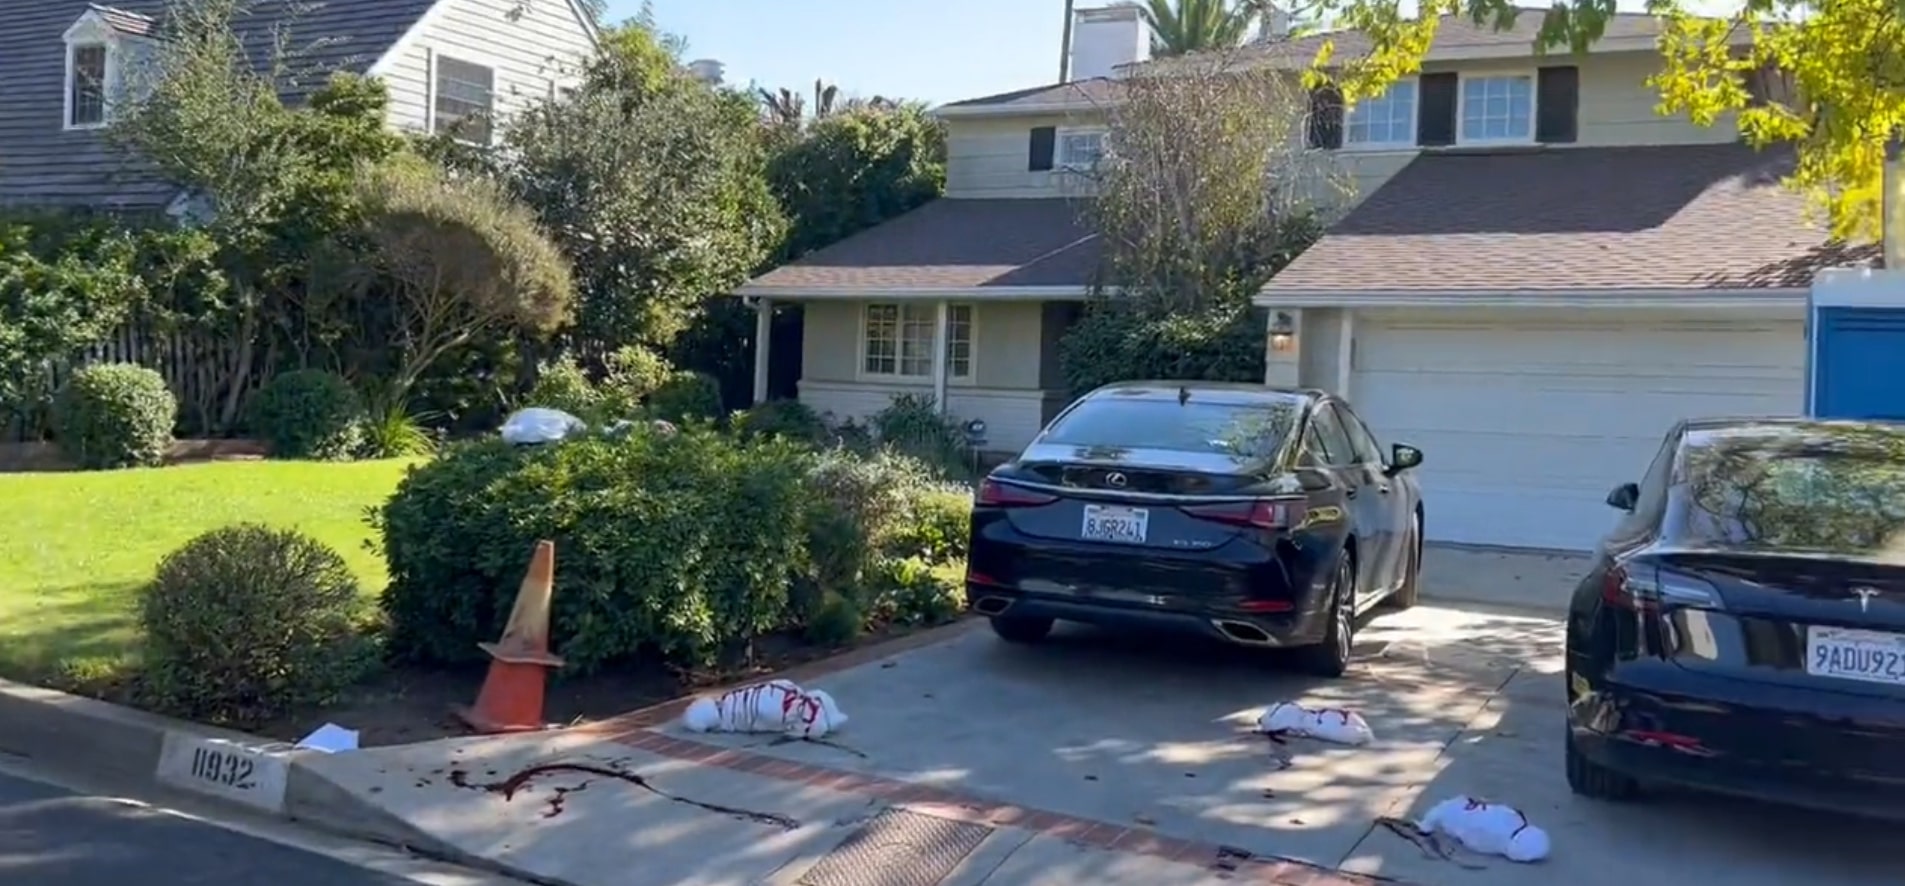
[51,363,176,470]
[377,425,814,671]
[250,369,364,460]
[138,524,376,725]
[645,370,723,424]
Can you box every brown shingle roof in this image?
[745,198,1103,291]
[1262,143,1879,294]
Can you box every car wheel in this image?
[1565,726,1641,801]
[990,615,1054,644]
[1388,514,1422,610]
[1294,551,1355,678]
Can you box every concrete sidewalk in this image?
[293,726,1370,886]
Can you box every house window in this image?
[432,55,495,143]
[1460,74,1534,143]
[68,44,109,128]
[1345,79,1416,147]
[862,303,974,379]
[1057,129,1105,170]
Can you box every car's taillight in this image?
[1180,497,1307,530]
[976,479,1057,507]
[1602,563,1723,613]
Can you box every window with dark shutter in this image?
[1306,85,1344,149]
[1028,126,1056,172]
[1415,72,1457,146]
[1535,65,1579,143]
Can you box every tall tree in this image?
[1137,0,1262,56]
[1293,0,1905,241]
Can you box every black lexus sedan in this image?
[964,382,1426,677]
[1566,417,1905,819]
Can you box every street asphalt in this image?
[0,767,419,886]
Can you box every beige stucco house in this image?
[739,7,1868,553]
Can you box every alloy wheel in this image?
[1333,557,1355,663]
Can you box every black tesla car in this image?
[1566,417,1905,819]
[964,382,1426,676]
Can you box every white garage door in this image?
[1348,312,1805,551]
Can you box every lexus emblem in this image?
[1105,472,1128,488]
[1854,587,1881,613]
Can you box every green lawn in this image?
[0,458,419,685]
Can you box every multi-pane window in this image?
[432,55,495,143]
[68,44,108,127]
[1345,79,1416,147]
[1057,130,1105,170]
[1460,75,1534,143]
[862,303,974,379]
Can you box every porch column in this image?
[930,299,951,414]
[751,298,772,405]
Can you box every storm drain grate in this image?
[796,808,994,886]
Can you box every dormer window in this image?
[68,43,110,128]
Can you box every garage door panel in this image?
[1347,313,1804,551]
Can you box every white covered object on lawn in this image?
[1348,309,1804,551]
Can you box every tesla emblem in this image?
[1105,472,1128,488]
[1853,587,1881,613]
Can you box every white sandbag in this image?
[681,679,848,739]
[1418,795,1551,863]
[501,408,587,445]
[1256,702,1375,746]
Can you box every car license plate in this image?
[1081,504,1148,544]
[1806,626,1905,687]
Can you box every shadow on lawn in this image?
[0,580,144,691]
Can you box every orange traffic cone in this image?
[456,540,565,734]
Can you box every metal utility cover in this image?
[796,808,994,886]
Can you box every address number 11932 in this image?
[155,732,290,813]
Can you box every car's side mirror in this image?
[1386,443,1423,475]
[1605,482,1640,512]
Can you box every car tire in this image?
[1388,514,1422,610]
[990,615,1054,644]
[1293,551,1355,678]
[1565,727,1641,801]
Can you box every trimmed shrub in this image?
[887,485,973,563]
[138,525,376,726]
[646,370,724,424]
[251,369,363,460]
[1057,301,1266,399]
[377,425,813,671]
[732,398,826,443]
[51,363,176,469]
[867,556,965,627]
[603,345,671,406]
[524,354,602,419]
[871,394,970,478]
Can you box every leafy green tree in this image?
[1137,0,1263,56]
[767,104,946,263]
[1294,0,1905,241]
[106,0,403,429]
[493,21,785,354]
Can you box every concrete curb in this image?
[0,677,517,881]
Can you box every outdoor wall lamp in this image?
[1268,311,1296,353]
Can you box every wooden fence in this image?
[4,320,247,442]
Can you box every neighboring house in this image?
[0,0,600,209]
[741,5,1874,554]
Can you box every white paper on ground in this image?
[294,723,359,753]
[681,679,849,738]
[1256,701,1375,746]
[1418,795,1552,862]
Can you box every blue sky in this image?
[610,0,1729,108]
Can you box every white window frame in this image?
[1343,77,1420,149]
[1055,126,1107,172]
[1456,71,1537,146]
[426,49,498,144]
[858,302,977,382]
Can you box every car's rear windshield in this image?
[1669,428,1905,559]
[1037,395,1300,458]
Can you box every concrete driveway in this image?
[660,595,1896,886]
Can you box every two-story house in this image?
[739,5,1870,553]
[0,0,600,209]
